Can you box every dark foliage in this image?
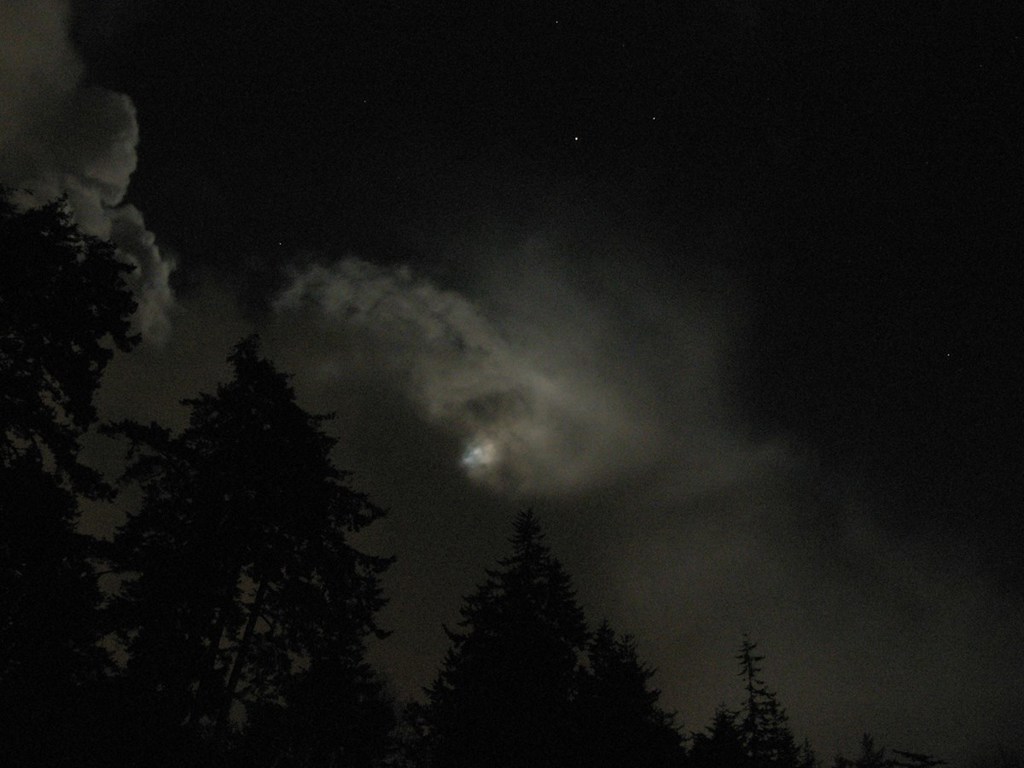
[691,707,750,768]
[416,511,685,768]
[690,639,817,768]
[576,620,686,768]
[104,337,394,764]
[0,189,962,768]
[0,190,137,766]
[0,189,138,496]
[240,657,396,768]
[736,636,803,768]
[418,510,589,768]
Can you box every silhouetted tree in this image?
[692,638,812,768]
[575,619,686,768]
[691,707,749,768]
[105,337,392,762]
[241,657,396,768]
[737,636,801,768]
[0,456,119,766]
[0,190,138,765]
[799,740,820,768]
[0,190,138,492]
[418,510,588,768]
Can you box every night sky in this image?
[3,0,1022,762]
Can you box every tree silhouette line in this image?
[0,192,1001,767]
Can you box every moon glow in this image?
[461,436,498,471]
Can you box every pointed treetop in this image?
[737,634,766,669]
[511,508,544,547]
[220,334,294,400]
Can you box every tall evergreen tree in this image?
[240,655,396,768]
[736,637,801,768]
[0,191,138,492]
[105,337,392,762]
[691,641,815,768]
[575,620,685,768]
[418,510,588,768]
[0,190,139,765]
[690,707,749,768]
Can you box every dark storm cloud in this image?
[0,0,174,340]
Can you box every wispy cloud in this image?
[273,247,777,498]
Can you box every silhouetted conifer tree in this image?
[736,637,801,768]
[418,510,588,768]
[0,190,138,766]
[416,513,688,768]
[0,191,138,492]
[105,337,393,763]
[691,707,749,768]
[799,740,820,768]
[691,641,820,768]
[240,656,396,768]
[575,620,686,768]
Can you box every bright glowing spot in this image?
[461,437,498,470]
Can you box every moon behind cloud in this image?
[461,435,499,472]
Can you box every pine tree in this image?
[0,190,139,765]
[575,620,685,768]
[241,656,396,768]
[736,637,800,768]
[691,707,749,768]
[0,191,138,492]
[419,510,588,768]
[106,337,392,761]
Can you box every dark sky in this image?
[3,0,1022,762]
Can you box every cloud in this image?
[0,0,174,341]
[273,246,780,499]
[268,239,1024,764]
[274,257,635,493]
[81,234,1023,763]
